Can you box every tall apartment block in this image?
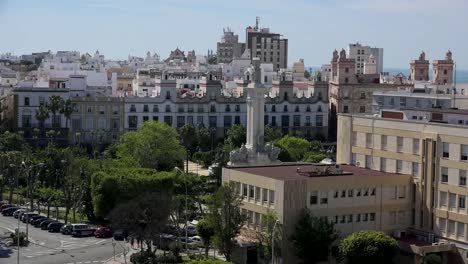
[348,42,384,74]
[216,28,246,64]
[245,19,288,71]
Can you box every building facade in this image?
[245,23,287,71]
[337,113,468,263]
[348,43,384,74]
[217,29,246,64]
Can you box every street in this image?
[0,215,125,264]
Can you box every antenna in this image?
[255,16,260,31]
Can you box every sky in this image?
[0,0,467,69]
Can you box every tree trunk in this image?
[8,186,14,204]
[47,202,50,218]
[205,245,209,259]
[186,150,189,174]
[64,204,70,224]
[72,208,76,223]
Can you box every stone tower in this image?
[432,50,454,85]
[336,49,357,84]
[364,54,377,74]
[228,58,280,166]
[410,51,429,82]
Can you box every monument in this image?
[228,58,281,166]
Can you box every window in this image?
[152,116,159,121]
[461,145,468,161]
[153,105,159,112]
[305,116,311,126]
[370,213,375,221]
[21,115,31,128]
[460,170,467,186]
[262,188,268,202]
[255,187,260,201]
[198,105,204,113]
[356,188,361,197]
[449,193,456,208]
[316,115,323,127]
[306,105,311,112]
[293,115,300,127]
[440,191,448,207]
[365,155,372,169]
[441,167,448,183]
[343,105,349,113]
[39,96,45,106]
[359,92,366,99]
[400,97,406,107]
[439,218,447,232]
[351,153,357,165]
[396,160,403,174]
[334,216,338,224]
[348,189,354,197]
[165,105,171,112]
[371,188,376,196]
[197,116,204,126]
[397,137,403,152]
[320,191,328,204]
[243,185,248,197]
[143,105,149,112]
[459,196,466,209]
[363,213,368,222]
[412,162,419,177]
[225,104,231,112]
[345,67,349,73]
[178,105,184,113]
[209,116,217,128]
[340,215,345,223]
[398,186,406,199]
[187,116,193,125]
[24,97,30,106]
[334,190,339,198]
[442,142,449,158]
[380,158,386,172]
[224,116,232,128]
[142,116,149,122]
[317,105,322,112]
[234,116,240,125]
[381,135,387,150]
[271,105,276,112]
[294,105,300,112]
[164,116,172,126]
[347,215,353,223]
[448,220,455,235]
[413,139,420,154]
[269,190,275,205]
[310,191,318,205]
[177,116,185,127]
[389,98,394,106]
[356,214,361,222]
[359,106,365,113]
[363,188,369,196]
[457,222,465,237]
[128,116,138,128]
[366,133,372,148]
[130,104,136,112]
[341,190,346,198]
[210,105,216,112]
[283,105,288,112]
[249,185,254,199]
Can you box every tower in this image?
[228,58,280,166]
[410,51,429,82]
[336,49,357,84]
[364,54,377,74]
[432,50,454,85]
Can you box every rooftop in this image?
[229,163,400,181]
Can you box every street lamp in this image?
[21,161,44,242]
[174,167,189,252]
[271,219,280,264]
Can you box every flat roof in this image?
[229,163,400,181]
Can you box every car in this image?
[2,207,19,216]
[13,209,27,218]
[40,220,56,230]
[21,213,38,223]
[28,215,46,224]
[179,237,199,250]
[190,236,203,247]
[95,226,113,238]
[71,224,96,237]
[153,234,176,250]
[60,224,73,235]
[17,210,29,220]
[33,217,50,227]
[0,204,13,211]
[112,229,128,241]
[48,222,64,232]
[183,225,198,236]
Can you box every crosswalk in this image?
[23,238,107,258]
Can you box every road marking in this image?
[84,261,91,263]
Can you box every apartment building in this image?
[337,113,468,263]
[348,42,384,74]
[245,20,287,71]
[222,163,413,264]
[217,28,246,64]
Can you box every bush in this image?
[130,251,154,264]
[303,152,328,163]
[192,151,214,168]
[10,231,28,246]
[185,260,233,264]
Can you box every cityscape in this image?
[1,1,468,264]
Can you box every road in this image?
[0,215,125,264]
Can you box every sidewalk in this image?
[185,161,210,176]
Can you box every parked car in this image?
[21,213,38,223]
[33,217,50,227]
[112,229,128,241]
[190,236,203,248]
[28,215,46,224]
[13,209,27,218]
[40,220,56,230]
[71,224,96,237]
[2,207,19,216]
[48,222,64,232]
[0,204,13,211]
[17,210,29,220]
[179,237,199,250]
[153,234,176,250]
[95,226,113,238]
[183,225,198,236]
[60,224,73,235]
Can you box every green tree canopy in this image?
[0,131,27,151]
[290,209,338,263]
[265,125,282,143]
[116,121,185,171]
[274,135,310,162]
[197,218,215,258]
[339,230,399,264]
[225,125,246,148]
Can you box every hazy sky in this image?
[0,0,467,69]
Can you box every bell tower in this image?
[410,51,429,82]
[432,50,454,85]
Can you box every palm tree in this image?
[47,95,64,128]
[35,104,50,128]
[59,99,74,128]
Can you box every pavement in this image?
[0,215,124,264]
[185,161,210,176]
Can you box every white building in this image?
[348,42,384,74]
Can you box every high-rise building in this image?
[216,28,245,64]
[245,18,288,71]
[348,42,384,74]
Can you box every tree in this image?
[206,183,247,261]
[59,99,74,128]
[422,253,442,264]
[0,131,27,152]
[290,209,338,263]
[109,191,172,254]
[47,95,64,128]
[116,121,185,171]
[225,125,246,148]
[179,124,196,173]
[304,70,311,79]
[265,125,282,143]
[256,210,282,262]
[339,230,399,264]
[274,135,310,162]
[35,104,50,129]
[195,126,211,152]
[0,151,23,203]
[197,218,215,259]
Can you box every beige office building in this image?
[223,164,413,263]
[337,113,468,263]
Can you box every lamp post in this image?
[174,167,188,252]
[21,161,44,242]
[271,219,280,264]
